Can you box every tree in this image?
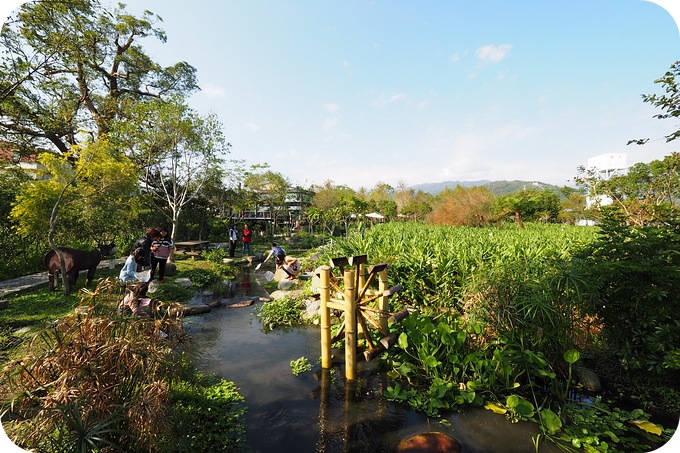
[558,187,587,224]
[0,0,197,157]
[428,185,494,226]
[115,99,228,241]
[11,139,139,294]
[494,188,560,223]
[245,170,290,236]
[632,60,680,144]
[575,153,680,225]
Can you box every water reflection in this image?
[182,269,560,452]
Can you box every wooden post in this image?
[378,269,389,333]
[320,266,332,369]
[357,262,366,338]
[344,269,356,380]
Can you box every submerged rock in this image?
[398,432,461,452]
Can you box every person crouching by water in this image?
[281,256,301,280]
[262,243,286,269]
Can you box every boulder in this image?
[165,261,177,276]
[169,304,211,317]
[269,289,307,301]
[573,366,602,394]
[301,299,321,320]
[174,277,192,287]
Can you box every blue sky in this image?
[2,1,680,191]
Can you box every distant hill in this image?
[411,180,564,197]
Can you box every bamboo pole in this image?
[378,269,389,333]
[320,266,332,369]
[357,262,366,339]
[344,269,357,380]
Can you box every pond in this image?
[181,268,561,452]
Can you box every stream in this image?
[181,268,561,452]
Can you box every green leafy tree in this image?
[0,0,198,157]
[245,170,290,236]
[575,153,680,226]
[113,98,228,241]
[494,188,560,223]
[632,60,680,144]
[11,139,139,294]
[578,210,680,374]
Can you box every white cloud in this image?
[372,92,407,106]
[449,50,467,63]
[475,44,512,64]
[324,102,339,113]
[323,117,339,130]
[202,84,226,97]
[245,122,260,132]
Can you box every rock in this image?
[222,258,235,264]
[207,299,223,308]
[398,432,461,452]
[0,300,8,310]
[301,299,320,320]
[277,279,296,290]
[174,277,192,287]
[226,299,255,308]
[169,304,211,317]
[165,261,177,276]
[573,366,602,394]
[269,289,307,301]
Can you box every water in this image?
[182,269,559,452]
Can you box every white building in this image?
[585,153,628,210]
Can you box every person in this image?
[281,256,301,280]
[263,242,286,268]
[133,228,159,271]
[151,227,174,283]
[242,223,252,255]
[229,224,238,257]
[119,247,147,285]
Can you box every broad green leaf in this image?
[539,408,562,435]
[398,332,409,349]
[564,349,580,364]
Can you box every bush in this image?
[0,279,188,452]
[256,297,303,331]
[578,210,680,374]
[159,372,247,452]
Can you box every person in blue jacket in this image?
[263,243,286,268]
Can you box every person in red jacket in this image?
[242,223,252,255]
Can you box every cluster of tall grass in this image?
[0,278,247,452]
[321,222,597,356]
[318,221,677,450]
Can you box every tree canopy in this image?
[0,0,198,156]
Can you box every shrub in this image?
[578,210,680,374]
[159,372,247,452]
[0,279,187,452]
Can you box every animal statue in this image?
[44,248,102,291]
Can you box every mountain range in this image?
[411,180,566,197]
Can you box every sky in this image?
[2,1,680,193]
